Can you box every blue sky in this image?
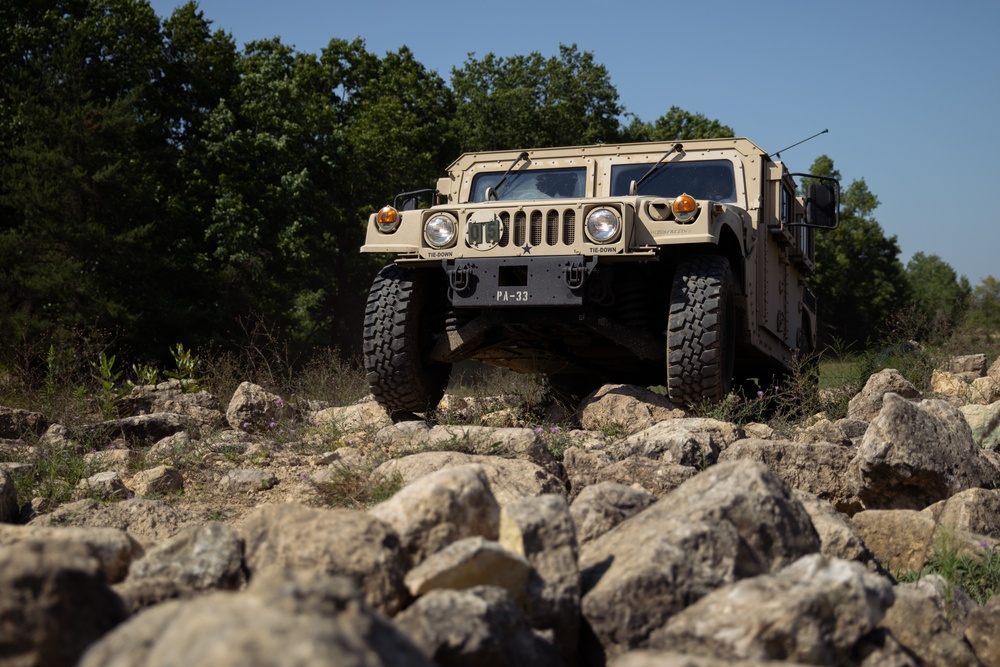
[148,0,999,287]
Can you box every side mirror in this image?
[805,182,838,229]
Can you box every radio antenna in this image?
[771,129,828,160]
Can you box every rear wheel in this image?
[363,264,451,414]
[666,255,736,405]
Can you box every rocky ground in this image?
[1,355,1000,666]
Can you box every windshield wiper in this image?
[488,152,529,200]
[630,143,684,195]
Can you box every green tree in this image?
[621,106,734,142]
[904,252,970,338]
[805,156,909,345]
[451,44,622,151]
[966,276,1000,331]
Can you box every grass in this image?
[310,466,405,509]
[896,531,1000,605]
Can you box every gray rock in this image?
[116,381,224,429]
[393,585,561,667]
[217,467,277,493]
[369,463,500,565]
[794,491,886,575]
[1,467,17,523]
[849,393,999,510]
[0,405,48,439]
[374,451,565,507]
[617,417,743,466]
[943,354,988,380]
[793,417,852,446]
[117,522,245,611]
[924,487,1000,539]
[500,494,580,662]
[77,470,129,500]
[85,412,199,447]
[965,593,1000,667]
[720,438,861,513]
[27,498,192,548]
[570,481,656,546]
[239,503,408,615]
[961,400,1000,450]
[404,536,531,602]
[0,540,127,667]
[0,524,143,583]
[649,554,894,665]
[611,651,815,667]
[80,568,433,667]
[578,384,686,435]
[563,447,698,499]
[312,400,392,432]
[847,369,920,422]
[880,576,980,667]
[225,381,294,433]
[129,465,184,496]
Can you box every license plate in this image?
[495,290,530,303]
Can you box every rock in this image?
[0,405,48,439]
[311,400,392,432]
[80,568,433,667]
[369,464,500,565]
[116,522,245,611]
[225,381,294,433]
[393,586,561,667]
[616,417,743,466]
[847,369,920,422]
[793,417,852,446]
[85,412,199,447]
[1,467,17,523]
[217,467,277,493]
[578,384,685,435]
[239,503,408,615]
[962,401,1000,450]
[374,451,565,507]
[848,393,998,510]
[77,470,129,500]
[611,651,814,666]
[943,354,988,380]
[499,494,580,662]
[27,498,191,548]
[969,376,1000,405]
[563,447,698,499]
[404,536,531,601]
[850,509,995,575]
[880,576,980,667]
[579,462,820,655]
[570,481,656,546]
[965,593,1000,667]
[648,554,894,665]
[0,540,127,667]
[129,465,184,496]
[720,438,861,513]
[84,447,142,472]
[0,524,143,583]
[116,381,225,429]
[924,487,1000,539]
[794,491,887,575]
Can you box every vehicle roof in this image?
[445,137,769,173]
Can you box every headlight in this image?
[585,208,621,243]
[424,214,457,248]
[375,205,400,233]
[672,194,699,224]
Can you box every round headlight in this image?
[586,208,621,243]
[424,214,457,248]
[375,205,400,233]
[672,194,699,224]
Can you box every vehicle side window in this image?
[610,160,737,202]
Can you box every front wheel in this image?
[666,255,736,405]
[363,264,451,414]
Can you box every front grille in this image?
[465,207,579,250]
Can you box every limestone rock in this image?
[116,381,224,429]
[961,400,1000,450]
[218,467,277,493]
[880,576,980,667]
[369,463,500,565]
[847,369,920,422]
[617,417,743,466]
[570,481,656,546]
[129,465,184,497]
[0,405,48,439]
[0,524,143,583]
[311,400,392,432]
[225,381,294,433]
[923,487,1000,539]
[393,586,560,667]
[239,503,407,615]
[578,384,685,435]
[404,536,531,601]
[77,470,129,500]
[943,354,988,380]
[649,554,894,665]
[563,447,698,499]
[794,491,886,574]
[0,540,127,667]
[965,593,1000,667]
[848,393,999,510]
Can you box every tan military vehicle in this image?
[361,137,838,412]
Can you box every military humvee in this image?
[361,137,838,412]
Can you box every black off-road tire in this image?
[363,264,451,414]
[666,255,736,405]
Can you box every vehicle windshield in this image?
[610,159,737,202]
[469,167,586,202]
